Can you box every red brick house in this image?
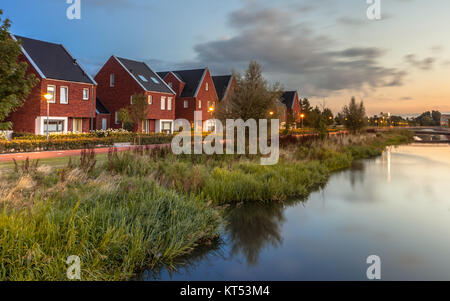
[212,75,235,103]
[95,56,176,134]
[7,35,97,134]
[281,91,302,127]
[157,68,218,131]
[95,98,111,130]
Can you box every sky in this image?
[1,0,450,116]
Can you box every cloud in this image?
[404,54,436,70]
[190,3,406,96]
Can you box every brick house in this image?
[281,91,302,127]
[95,56,176,134]
[212,75,235,103]
[95,98,111,130]
[7,35,97,135]
[157,68,219,132]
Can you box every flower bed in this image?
[0,138,114,154]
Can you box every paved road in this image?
[0,144,170,162]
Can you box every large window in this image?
[60,86,68,104]
[44,120,64,133]
[161,96,166,110]
[47,85,56,103]
[167,97,172,110]
[73,118,82,132]
[83,88,89,100]
[161,121,172,134]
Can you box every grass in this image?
[0,129,413,280]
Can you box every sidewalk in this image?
[0,144,170,162]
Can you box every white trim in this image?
[36,116,69,135]
[60,44,97,85]
[194,68,208,98]
[83,88,89,100]
[155,119,174,134]
[113,56,147,91]
[60,86,69,104]
[11,34,46,79]
[143,62,177,95]
[168,71,184,84]
[47,85,56,103]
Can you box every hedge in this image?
[0,138,114,154]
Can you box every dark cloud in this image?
[190,4,406,96]
[404,54,436,70]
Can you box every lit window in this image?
[184,100,188,108]
[198,100,202,109]
[110,74,115,87]
[47,85,56,103]
[148,95,152,105]
[161,96,166,110]
[138,75,148,82]
[151,77,160,84]
[168,97,172,110]
[206,83,209,91]
[60,86,68,104]
[73,118,82,132]
[83,88,89,100]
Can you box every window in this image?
[198,100,202,109]
[102,118,107,130]
[184,100,189,109]
[73,118,83,132]
[60,87,68,104]
[110,74,115,87]
[44,120,64,133]
[151,77,160,84]
[115,112,120,124]
[130,95,134,104]
[142,120,149,133]
[161,96,166,110]
[83,88,89,100]
[47,85,56,103]
[167,97,172,110]
[148,95,152,105]
[161,121,172,134]
[206,83,209,91]
[168,82,173,88]
[138,75,148,82]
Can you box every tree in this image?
[322,107,334,126]
[216,61,284,123]
[342,97,366,133]
[432,110,441,126]
[118,93,149,145]
[0,10,39,130]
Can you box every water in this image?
[142,144,450,281]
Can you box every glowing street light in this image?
[300,113,305,128]
[43,93,53,140]
[269,111,274,116]
[209,106,215,113]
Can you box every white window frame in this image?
[60,86,68,104]
[148,95,152,105]
[83,88,89,100]
[161,96,166,110]
[167,97,172,111]
[110,74,115,87]
[184,100,189,109]
[47,85,56,103]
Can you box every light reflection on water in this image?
[142,144,450,281]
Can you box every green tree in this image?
[322,107,334,126]
[342,97,366,133]
[118,93,149,145]
[217,61,284,123]
[431,110,441,126]
[0,10,39,130]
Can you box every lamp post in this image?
[44,93,53,140]
[300,113,305,128]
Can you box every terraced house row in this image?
[7,35,301,135]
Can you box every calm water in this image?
[143,144,450,281]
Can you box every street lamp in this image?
[300,113,305,128]
[44,93,52,140]
[269,111,274,116]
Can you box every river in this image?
[142,144,450,281]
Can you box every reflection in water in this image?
[348,160,366,188]
[224,202,286,266]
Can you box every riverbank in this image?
[0,129,413,280]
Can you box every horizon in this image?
[2,0,450,115]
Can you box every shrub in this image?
[0,138,114,153]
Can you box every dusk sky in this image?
[2,0,450,115]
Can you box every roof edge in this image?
[194,68,208,98]
[11,34,46,79]
[113,55,147,91]
[60,44,97,85]
[143,62,176,95]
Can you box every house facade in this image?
[7,35,97,135]
[212,75,235,103]
[95,56,176,134]
[281,91,302,127]
[157,68,218,132]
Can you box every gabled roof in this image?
[212,75,232,101]
[12,35,96,85]
[281,91,298,109]
[114,56,175,94]
[157,68,207,98]
[96,98,110,115]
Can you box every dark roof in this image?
[13,35,95,84]
[157,68,206,98]
[212,75,232,101]
[115,57,174,94]
[96,98,110,115]
[281,91,297,109]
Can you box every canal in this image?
[142,143,450,281]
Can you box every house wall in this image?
[162,72,185,97]
[95,114,111,130]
